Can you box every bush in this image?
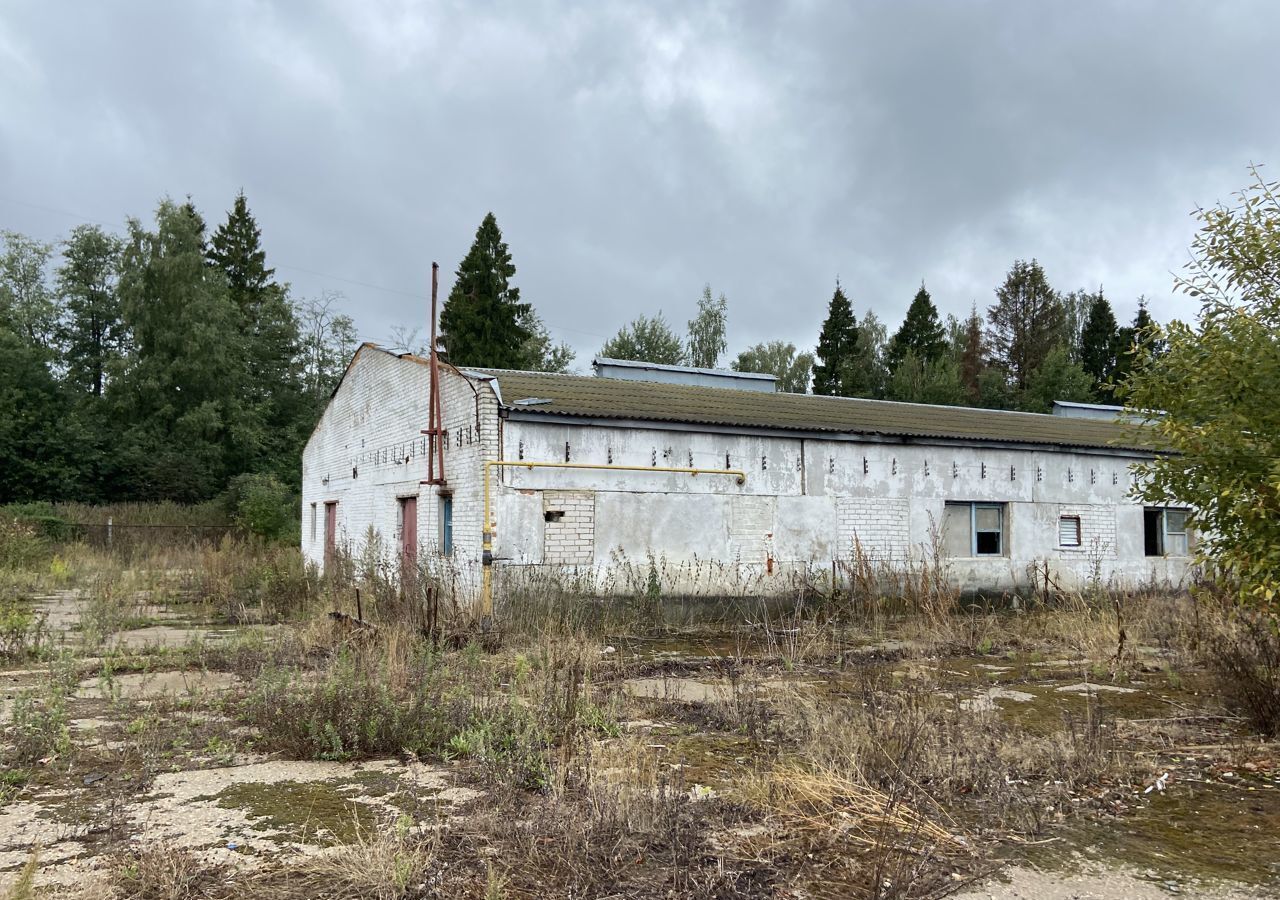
[0,599,47,661]
[0,503,74,542]
[239,641,574,790]
[5,657,76,765]
[241,649,458,761]
[1206,611,1280,736]
[0,519,49,571]
[225,473,297,542]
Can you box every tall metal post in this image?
[422,262,447,487]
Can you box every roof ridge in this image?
[476,366,1102,423]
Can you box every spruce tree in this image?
[987,259,1065,391]
[207,192,306,482]
[886,283,947,375]
[812,282,859,396]
[56,225,125,397]
[1113,296,1164,390]
[956,304,986,403]
[1078,290,1121,401]
[439,213,533,369]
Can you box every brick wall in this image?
[542,490,595,564]
[300,346,497,605]
[728,495,775,561]
[1056,503,1118,559]
[837,497,910,559]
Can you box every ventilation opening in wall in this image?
[1059,515,1082,547]
[544,510,565,523]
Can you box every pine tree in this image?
[599,313,685,365]
[439,213,533,369]
[686,284,728,368]
[57,225,125,396]
[987,259,1065,391]
[886,283,947,375]
[812,282,859,396]
[1078,290,1121,401]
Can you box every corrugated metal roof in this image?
[476,368,1156,452]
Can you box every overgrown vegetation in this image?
[2,522,1279,898]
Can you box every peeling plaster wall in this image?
[300,349,497,603]
[302,355,1192,608]
[492,419,1193,594]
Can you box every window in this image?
[310,503,317,542]
[440,495,453,557]
[941,502,1005,557]
[1145,507,1192,557]
[1059,515,1081,548]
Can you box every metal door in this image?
[324,501,337,570]
[400,496,418,584]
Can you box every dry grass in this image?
[248,823,437,900]
[10,521,1274,900]
[742,766,963,850]
[0,850,38,900]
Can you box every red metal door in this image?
[324,501,337,570]
[400,496,418,583]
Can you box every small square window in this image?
[1059,516,1081,547]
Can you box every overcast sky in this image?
[2,1,1277,369]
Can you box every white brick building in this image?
[302,346,1194,607]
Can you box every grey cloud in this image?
[1,0,1276,365]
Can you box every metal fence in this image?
[69,522,240,552]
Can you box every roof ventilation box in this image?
[592,357,777,392]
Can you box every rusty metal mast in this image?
[422,262,446,486]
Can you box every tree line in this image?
[2,200,1163,508]
[595,262,1162,413]
[0,194,358,505]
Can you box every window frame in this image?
[440,494,454,557]
[943,501,1007,558]
[1058,515,1082,548]
[1143,506,1193,558]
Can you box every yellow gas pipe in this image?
[480,460,747,622]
